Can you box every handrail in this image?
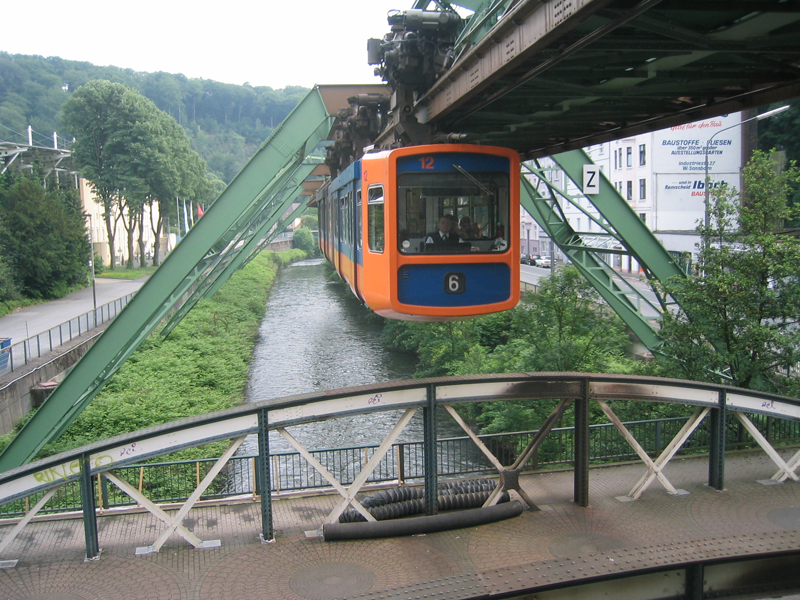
[3,411,795,518]
[0,372,797,506]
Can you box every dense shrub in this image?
[36,248,306,457]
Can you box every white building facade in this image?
[522,112,752,273]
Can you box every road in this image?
[520,262,664,318]
[0,277,147,343]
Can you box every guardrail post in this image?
[424,384,438,515]
[79,453,100,559]
[397,443,405,485]
[685,562,704,600]
[257,407,274,542]
[655,420,663,453]
[574,379,590,507]
[708,390,727,491]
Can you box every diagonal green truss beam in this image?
[0,86,365,471]
[520,149,686,351]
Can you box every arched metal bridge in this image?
[0,373,798,597]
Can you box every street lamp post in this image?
[703,105,790,245]
[88,215,97,316]
[526,225,531,255]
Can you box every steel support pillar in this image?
[573,386,590,507]
[423,385,438,516]
[685,562,705,600]
[257,408,274,542]
[80,453,100,560]
[708,390,727,491]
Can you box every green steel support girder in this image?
[519,149,687,351]
[0,87,341,471]
[521,178,660,349]
[161,191,313,337]
[550,150,685,286]
[237,199,311,273]
[160,159,322,336]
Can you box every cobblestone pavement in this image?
[0,450,797,599]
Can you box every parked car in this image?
[535,256,551,268]
[521,253,531,265]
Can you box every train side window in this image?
[356,189,362,250]
[368,185,384,253]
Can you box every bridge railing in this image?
[0,294,135,377]
[2,412,797,519]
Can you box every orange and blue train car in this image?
[317,144,520,320]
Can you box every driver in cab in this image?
[425,215,461,247]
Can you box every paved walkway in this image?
[0,450,797,599]
[0,278,146,344]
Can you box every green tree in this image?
[61,80,138,269]
[300,211,318,230]
[0,191,21,304]
[656,150,800,395]
[464,267,635,375]
[292,226,317,255]
[62,80,208,268]
[382,267,640,433]
[0,173,89,298]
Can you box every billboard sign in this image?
[654,173,740,231]
[653,113,742,175]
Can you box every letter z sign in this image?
[583,164,600,195]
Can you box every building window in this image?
[613,150,617,169]
[639,212,646,224]
[626,181,633,201]
[639,144,646,166]
[626,147,632,168]
[639,178,646,200]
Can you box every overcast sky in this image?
[3,0,409,89]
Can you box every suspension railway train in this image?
[317,144,520,320]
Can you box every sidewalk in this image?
[0,278,146,344]
[0,451,797,599]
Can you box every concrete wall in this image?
[0,331,102,435]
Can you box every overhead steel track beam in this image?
[0,85,386,472]
[413,0,800,158]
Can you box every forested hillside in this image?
[0,53,309,182]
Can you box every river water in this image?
[243,258,461,455]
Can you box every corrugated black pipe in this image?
[339,479,501,522]
[322,500,524,541]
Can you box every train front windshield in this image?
[396,154,511,255]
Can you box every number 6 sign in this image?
[444,272,466,294]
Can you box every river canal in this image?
[242,258,462,455]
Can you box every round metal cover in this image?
[290,561,375,600]
[549,533,628,558]
[768,507,800,530]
